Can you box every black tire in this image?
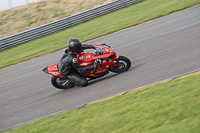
[51,76,75,89]
[109,56,131,73]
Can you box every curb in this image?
[85,69,200,106]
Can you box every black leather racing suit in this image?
[58,44,96,86]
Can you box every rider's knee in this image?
[79,80,88,87]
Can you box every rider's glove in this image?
[102,43,111,48]
[91,45,96,49]
[82,44,96,49]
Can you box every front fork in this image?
[111,54,120,66]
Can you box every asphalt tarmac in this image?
[0,5,200,131]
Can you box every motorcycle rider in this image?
[58,39,100,87]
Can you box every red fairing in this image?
[78,44,119,78]
[77,52,95,67]
[93,44,117,60]
[48,63,62,77]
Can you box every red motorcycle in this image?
[42,44,131,89]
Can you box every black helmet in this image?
[68,39,82,53]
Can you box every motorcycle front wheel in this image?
[51,76,75,89]
[109,56,131,73]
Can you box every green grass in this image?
[1,0,200,69]
[4,73,200,133]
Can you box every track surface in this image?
[0,5,200,131]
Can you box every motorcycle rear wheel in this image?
[109,56,131,73]
[51,76,75,89]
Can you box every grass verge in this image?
[3,73,200,133]
[1,0,200,69]
[0,0,114,38]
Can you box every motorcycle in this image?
[42,44,131,89]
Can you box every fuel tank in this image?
[77,52,95,67]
